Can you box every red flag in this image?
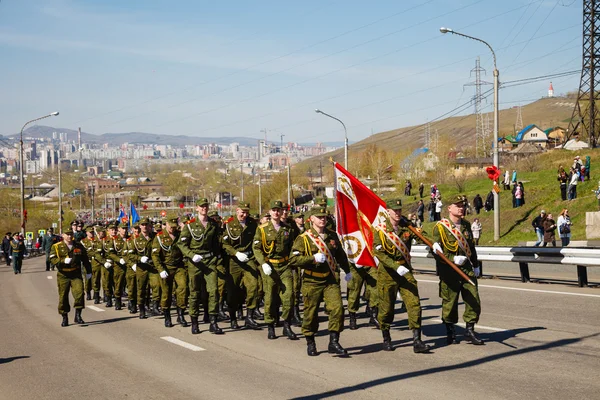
[334,162,387,267]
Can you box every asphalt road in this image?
[1,257,599,400]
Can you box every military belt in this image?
[198,251,214,257]
[61,267,78,272]
[395,260,406,265]
[268,257,289,264]
[303,269,330,278]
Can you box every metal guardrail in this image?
[410,245,600,287]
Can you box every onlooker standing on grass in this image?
[531,210,546,247]
[473,194,483,215]
[568,167,579,200]
[515,183,523,207]
[434,197,443,221]
[542,213,557,247]
[585,156,591,181]
[557,209,572,247]
[594,181,600,210]
[471,218,482,245]
[503,170,511,190]
[484,191,494,212]
[557,169,568,201]
[428,198,435,222]
[416,200,424,225]
[419,182,424,198]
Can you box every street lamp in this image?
[315,109,348,169]
[440,27,500,241]
[19,112,59,234]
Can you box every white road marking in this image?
[418,279,600,298]
[429,319,507,332]
[160,336,205,352]
[86,305,105,312]
[47,276,53,279]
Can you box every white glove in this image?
[313,253,326,263]
[64,257,72,264]
[432,242,443,254]
[261,263,272,276]
[86,273,92,280]
[396,265,410,276]
[132,264,137,272]
[453,255,468,266]
[474,267,481,277]
[160,270,169,279]
[119,258,126,265]
[192,254,203,263]
[140,256,149,263]
[235,252,249,262]
[344,272,353,282]
[8,255,12,260]
[104,262,112,269]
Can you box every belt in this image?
[198,251,214,257]
[61,267,78,272]
[395,260,406,265]
[303,269,330,278]
[268,257,289,264]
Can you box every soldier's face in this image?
[86,231,94,239]
[118,227,127,236]
[108,228,116,236]
[141,223,151,235]
[236,208,248,221]
[166,224,178,234]
[269,208,281,222]
[98,231,106,239]
[388,208,402,223]
[294,217,304,226]
[448,203,465,218]
[197,205,208,216]
[282,209,289,218]
[63,233,73,244]
[311,215,326,229]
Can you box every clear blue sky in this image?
[0,0,582,143]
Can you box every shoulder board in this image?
[225,217,234,224]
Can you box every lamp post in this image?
[440,27,500,241]
[315,109,348,169]
[19,112,59,235]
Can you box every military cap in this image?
[139,217,150,224]
[386,198,403,210]
[251,213,260,219]
[5,232,11,236]
[208,210,219,218]
[238,202,250,211]
[70,220,78,226]
[108,222,118,229]
[270,200,283,209]
[47,227,54,232]
[196,198,209,206]
[449,194,467,205]
[262,211,271,218]
[154,221,163,230]
[85,226,95,232]
[166,216,179,228]
[311,207,328,217]
[118,222,129,229]
[63,229,74,235]
[95,225,106,233]
[293,211,304,218]
[316,196,328,206]
[78,221,85,227]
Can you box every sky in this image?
[0,0,582,143]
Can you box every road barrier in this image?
[410,245,600,287]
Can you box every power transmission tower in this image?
[515,105,523,133]
[424,122,431,149]
[566,0,600,147]
[464,57,492,158]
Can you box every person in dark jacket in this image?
[419,183,424,199]
[42,228,60,271]
[557,168,568,201]
[484,191,494,212]
[473,194,483,215]
[2,232,12,266]
[543,213,557,247]
[416,200,425,224]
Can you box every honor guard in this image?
[372,199,430,353]
[432,195,484,345]
[106,223,129,310]
[49,229,92,327]
[9,233,26,274]
[289,206,351,356]
[130,217,156,319]
[80,226,96,300]
[101,224,116,307]
[125,223,139,314]
[90,226,108,304]
[208,210,229,322]
[42,228,59,271]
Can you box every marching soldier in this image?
[289,206,351,356]
[9,233,26,274]
[42,228,59,271]
[125,223,139,314]
[90,226,108,304]
[106,223,129,310]
[432,194,484,345]
[148,221,164,315]
[221,202,261,330]
[346,263,379,330]
[101,224,116,307]
[288,210,303,327]
[152,216,188,328]
[80,226,96,300]
[253,200,298,341]
[372,199,430,353]
[208,210,229,321]
[178,199,222,334]
[130,217,155,319]
[49,229,92,327]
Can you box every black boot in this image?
[382,329,394,351]
[164,309,173,328]
[327,332,348,355]
[253,307,264,321]
[306,336,317,356]
[130,301,138,314]
[103,294,107,303]
[127,300,132,312]
[115,297,122,310]
[139,304,148,319]
[445,323,459,345]
[291,306,302,327]
[349,312,358,330]
[283,320,299,340]
[267,323,277,339]
[61,313,68,327]
[229,307,240,329]
[151,301,160,316]
[244,309,261,330]
[369,307,380,329]
[106,296,113,308]
[237,305,244,320]
[191,316,200,334]
[209,315,224,334]
[74,309,84,324]
[218,301,229,321]
[412,329,431,353]
[86,292,92,301]
[94,292,100,304]
[464,323,485,345]
[178,308,189,327]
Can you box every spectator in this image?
[519,182,526,206]
[568,167,579,200]
[585,156,591,181]
[515,183,523,207]
[428,198,435,222]
[503,170,511,190]
[557,209,572,247]
[511,184,517,208]
[404,180,412,196]
[2,232,11,266]
[484,191,494,212]
[542,213,557,247]
[557,169,568,201]
[434,197,443,221]
[471,218,482,245]
[416,199,424,224]
[408,212,420,228]
[419,182,424,198]
[473,194,483,215]
[594,181,600,210]
[531,210,546,247]
[511,169,517,186]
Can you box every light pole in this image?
[440,27,500,241]
[19,112,59,234]
[315,109,348,169]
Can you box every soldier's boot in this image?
[349,312,358,330]
[130,301,138,314]
[191,316,200,334]
[282,320,299,340]
[115,297,122,310]
[202,301,210,323]
[306,336,317,357]
[106,296,113,308]
[177,308,189,327]
[464,323,485,345]
[365,305,372,318]
[86,292,92,301]
[127,300,132,312]
[291,306,302,327]
[382,329,394,351]
[244,309,261,330]
[163,309,173,328]
[61,313,69,327]
[445,323,459,345]
[237,305,244,320]
[253,307,264,321]
[327,332,348,356]
[209,315,224,335]
[139,304,148,319]
[229,308,240,330]
[103,294,107,303]
[369,307,380,329]
[267,323,277,340]
[151,301,160,316]
[74,309,85,324]
[412,329,431,353]
[93,292,100,304]
[218,301,229,321]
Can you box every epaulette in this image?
[225,216,234,224]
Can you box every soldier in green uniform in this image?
[208,210,229,322]
[153,216,188,328]
[432,194,484,345]
[49,230,92,327]
[42,228,59,271]
[71,221,85,243]
[101,224,116,307]
[90,226,108,304]
[346,262,379,330]
[372,199,430,353]
[148,221,163,315]
[253,200,298,341]
[106,223,129,310]
[178,199,222,334]
[80,227,96,300]
[125,223,139,314]
[221,202,261,330]
[289,206,351,356]
[9,233,26,274]
[130,217,155,319]
[287,209,303,327]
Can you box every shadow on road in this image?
[0,356,30,364]
[79,315,137,327]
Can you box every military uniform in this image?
[432,194,484,345]
[42,231,59,271]
[209,211,229,322]
[153,217,188,328]
[80,228,97,300]
[106,223,129,310]
[130,218,156,319]
[9,235,26,274]
[101,228,116,307]
[49,231,92,326]
[125,232,138,314]
[287,210,303,326]
[346,263,379,328]
[88,227,108,304]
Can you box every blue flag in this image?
[130,201,140,226]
